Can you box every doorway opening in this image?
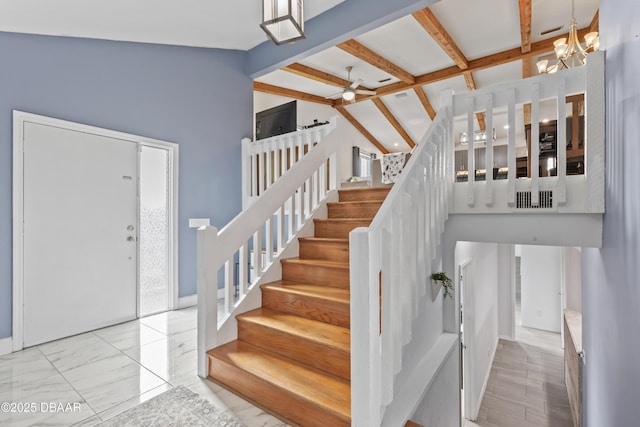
[459,260,473,421]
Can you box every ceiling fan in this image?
[327,66,376,102]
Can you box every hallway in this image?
[465,319,573,427]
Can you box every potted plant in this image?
[430,272,453,300]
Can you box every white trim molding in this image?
[0,337,13,356]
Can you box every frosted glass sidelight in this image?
[140,146,169,317]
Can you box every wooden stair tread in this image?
[298,237,349,243]
[262,281,350,302]
[327,200,383,206]
[313,218,373,224]
[238,307,350,351]
[281,258,348,268]
[208,340,350,419]
[405,421,423,427]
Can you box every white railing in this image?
[451,51,604,214]
[242,118,337,209]
[197,124,339,378]
[350,91,455,426]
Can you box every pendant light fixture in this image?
[260,0,305,46]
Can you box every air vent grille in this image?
[516,190,553,209]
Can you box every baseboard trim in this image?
[499,334,517,342]
[177,294,197,309]
[474,337,499,419]
[0,337,13,356]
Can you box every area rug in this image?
[99,385,246,427]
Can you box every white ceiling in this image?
[0,0,345,50]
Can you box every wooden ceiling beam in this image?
[518,0,532,53]
[283,63,374,92]
[334,27,591,107]
[337,40,415,84]
[413,87,436,120]
[590,9,599,33]
[335,105,390,154]
[412,8,468,69]
[371,98,416,148]
[282,63,352,88]
[412,7,485,128]
[254,81,335,105]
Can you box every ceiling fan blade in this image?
[355,89,376,96]
[324,91,343,99]
[349,78,363,90]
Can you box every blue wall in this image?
[582,1,640,425]
[0,32,253,339]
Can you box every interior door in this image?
[23,121,138,347]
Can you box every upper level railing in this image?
[241,118,337,209]
[350,92,455,426]
[451,51,604,214]
[349,51,604,427]
[197,119,338,378]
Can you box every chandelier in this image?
[536,0,599,74]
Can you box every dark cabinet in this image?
[524,117,584,178]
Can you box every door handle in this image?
[127,236,136,242]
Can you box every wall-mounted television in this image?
[255,100,297,140]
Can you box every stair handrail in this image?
[197,117,339,378]
[242,117,337,209]
[350,91,455,426]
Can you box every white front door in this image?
[22,121,139,347]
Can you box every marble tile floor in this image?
[464,308,573,427]
[0,307,290,427]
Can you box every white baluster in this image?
[467,97,475,207]
[238,243,248,296]
[265,214,273,267]
[485,94,494,206]
[251,147,258,203]
[531,82,540,206]
[277,204,286,253]
[557,79,567,204]
[507,88,517,206]
[224,259,233,315]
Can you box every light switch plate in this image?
[189,218,210,228]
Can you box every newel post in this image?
[241,137,252,210]
[585,50,605,213]
[350,227,381,426]
[197,225,219,378]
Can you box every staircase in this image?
[207,187,390,427]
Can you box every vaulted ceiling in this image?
[255,0,600,153]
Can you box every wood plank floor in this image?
[466,323,574,427]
